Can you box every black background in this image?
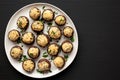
[0,0,120,80]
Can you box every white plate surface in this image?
[4,3,78,78]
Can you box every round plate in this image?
[4,3,78,78]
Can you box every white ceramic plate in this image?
[4,3,78,78]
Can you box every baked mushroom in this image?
[55,15,66,26]
[37,59,51,72]
[42,9,54,21]
[10,46,23,60]
[36,34,49,47]
[63,26,74,38]
[53,56,65,69]
[22,32,35,45]
[28,46,40,59]
[22,59,35,72]
[47,43,59,56]
[61,40,73,53]
[31,21,44,33]
[29,7,41,20]
[48,26,61,39]
[17,16,29,30]
[8,29,20,42]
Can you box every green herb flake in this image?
[49,70,52,73]
[29,53,33,57]
[47,22,52,26]
[70,36,75,42]
[22,55,28,61]
[36,69,43,74]
[64,54,69,61]
[42,52,48,58]
[51,31,55,35]
[42,6,46,9]
[17,37,21,44]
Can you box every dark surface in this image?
[0,0,120,80]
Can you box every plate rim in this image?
[4,2,79,78]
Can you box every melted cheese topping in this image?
[8,30,19,41]
[48,44,59,55]
[62,42,73,53]
[43,9,54,21]
[64,27,73,37]
[10,47,23,59]
[38,61,50,71]
[17,16,28,28]
[37,34,48,47]
[53,56,64,68]
[55,15,66,25]
[22,32,34,44]
[30,7,41,20]
[23,60,34,72]
[32,21,44,31]
[28,47,39,58]
[49,27,61,39]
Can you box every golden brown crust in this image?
[31,21,44,33]
[27,46,40,59]
[8,29,20,42]
[42,9,54,21]
[29,7,41,20]
[38,59,51,72]
[10,46,23,60]
[36,34,50,47]
[61,40,73,53]
[48,26,62,39]
[53,56,65,69]
[55,15,66,26]
[22,59,35,72]
[21,32,35,45]
[63,26,74,38]
[17,16,29,30]
[47,43,60,56]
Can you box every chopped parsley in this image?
[18,55,28,63]
[51,31,56,35]
[29,53,33,57]
[39,19,45,24]
[70,36,75,42]
[42,52,48,58]
[64,54,69,61]
[36,69,43,74]
[17,37,21,44]
[47,22,52,26]
[42,6,46,9]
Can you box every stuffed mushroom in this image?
[61,40,73,53]
[42,9,54,21]
[8,29,20,42]
[36,34,49,47]
[53,56,65,68]
[22,59,35,72]
[22,32,35,45]
[29,7,41,20]
[63,26,74,38]
[37,59,51,72]
[48,26,61,39]
[17,16,29,30]
[31,21,44,33]
[47,43,59,56]
[10,46,23,60]
[55,15,66,26]
[28,46,40,59]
